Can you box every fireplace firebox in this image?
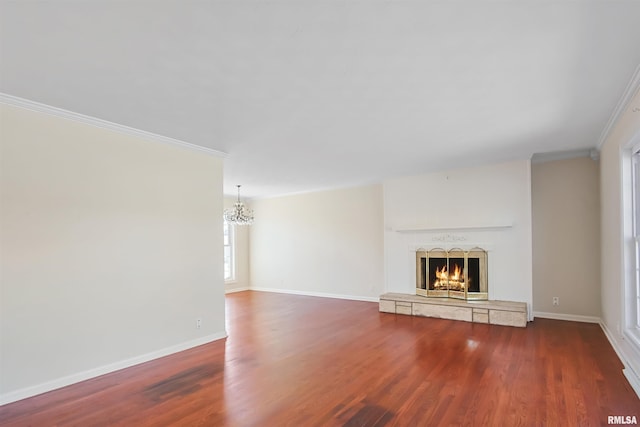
[416,247,488,300]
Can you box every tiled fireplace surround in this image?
[380,226,530,328]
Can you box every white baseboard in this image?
[600,321,640,399]
[250,287,380,303]
[623,368,640,399]
[225,286,250,294]
[533,311,601,323]
[600,320,625,362]
[0,331,227,406]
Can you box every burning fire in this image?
[433,263,466,291]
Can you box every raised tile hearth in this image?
[379,293,528,327]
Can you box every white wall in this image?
[383,160,533,315]
[224,197,251,293]
[599,87,640,389]
[0,104,226,403]
[531,156,601,319]
[249,185,384,300]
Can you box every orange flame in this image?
[433,263,466,291]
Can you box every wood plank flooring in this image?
[1,290,638,426]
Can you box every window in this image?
[633,147,640,328]
[624,140,640,349]
[223,221,235,282]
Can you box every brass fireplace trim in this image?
[416,247,488,301]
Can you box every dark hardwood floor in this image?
[1,291,638,426]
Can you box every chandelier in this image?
[224,185,254,225]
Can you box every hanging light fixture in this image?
[224,185,254,225]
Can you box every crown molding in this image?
[530,148,598,164]
[0,93,227,158]
[597,64,640,149]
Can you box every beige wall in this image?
[0,104,226,402]
[599,87,640,386]
[531,156,600,318]
[224,197,251,292]
[249,185,384,300]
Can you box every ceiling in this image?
[2,1,640,199]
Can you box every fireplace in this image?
[416,247,488,300]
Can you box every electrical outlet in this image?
[196,318,202,329]
[552,297,559,306]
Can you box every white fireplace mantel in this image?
[392,223,513,233]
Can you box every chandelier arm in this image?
[224,185,254,225]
